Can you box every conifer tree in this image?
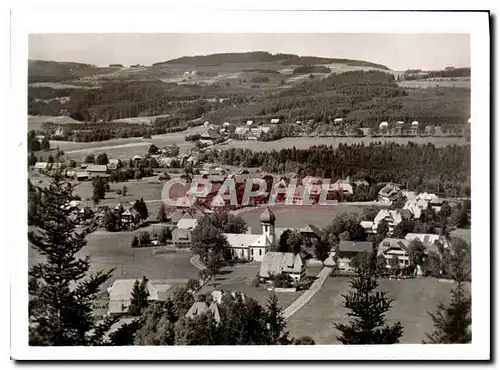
[266,292,293,345]
[128,277,150,316]
[28,172,116,345]
[424,238,471,343]
[334,268,404,344]
[157,203,167,222]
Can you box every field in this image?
[199,263,322,310]
[29,227,200,292]
[28,115,83,131]
[239,204,368,233]
[51,125,206,161]
[286,276,471,344]
[46,130,469,164]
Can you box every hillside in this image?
[28,60,118,83]
[153,51,390,70]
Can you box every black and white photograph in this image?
[8,7,491,362]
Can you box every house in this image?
[86,164,108,176]
[223,122,231,127]
[121,208,141,229]
[34,162,49,171]
[235,126,249,137]
[360,220,375,234]
[177,218,198,230]
[378,183,402,205]
[416,192,444,212]
[107,159,120,170]
[246,120,253,126]
[377,238,411,269]
[336,241,373,271]
[107,278,185,315]
[404,233,451,254]
[199,132,216,145]
[261,126,272,134]
[354,179,370,187]
[80,163,89,169]
[259,252,305,282]
[185,302,221,323]
[373,209,405,234]
[334,118,343,124]
[132,155,142,165]
[76,171,90,181]
[210,290,246,304]
[172,228,192,247]
[379,121,389,130]
[332,179,353,195]
[270,118,280,124]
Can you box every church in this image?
[224,207,276,262]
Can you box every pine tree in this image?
[157,203,167,222]
[334,269,404,344]
[128,277,150,316]
[424,237,471,343]
[131,236,139,248]
[28,172,116,345]
[266,292,293,345]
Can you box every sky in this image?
[28,33,470,71]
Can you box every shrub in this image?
[251,278,260,288]
[116,189,122,195]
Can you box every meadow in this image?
[239,204,368,233]
[286,275,471,344]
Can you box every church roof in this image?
[260,207,276,223]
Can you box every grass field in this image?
[286,276,471,344]
[239,204,369,233]
[199,263,322,310]
[398,79,471,89]
[52,126,206,161]
[29,227,200,292]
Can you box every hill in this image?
[28,60,118,83]
[153,51,390,70]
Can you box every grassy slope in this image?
[286,276,471,344]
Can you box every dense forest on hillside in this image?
[282,56,389,70]
[404,68,471,80]
[199,142,471,196]
[154,52,389,70]
[154,52,297,66]
[293,65,332,74]
[28,80,254,122]
[28,60,116,83]
[206,70,470,127]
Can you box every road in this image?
[283,266,333,319]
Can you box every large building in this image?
[224,207,276,262]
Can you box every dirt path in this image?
[284,266,332,319]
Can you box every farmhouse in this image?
[259,252,305,282]
[377,238,411,269]
[107,159,120,170]
[185,302,221,323]
[270,118,280,124]
[332,179,353,195]
[107,278,185,315]
[378,183,402,205]
[177,217,198,230]
[86,164,109,177]
[336,241,373,271]
[372,209,407,234]
[34,162,49,171]
[120,208,141,229]
[379,121,388,130]
[172,228,192,247]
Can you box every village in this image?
[28,139,471,342]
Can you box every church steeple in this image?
[260,207,276,245]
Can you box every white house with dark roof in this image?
[378,238,411,269]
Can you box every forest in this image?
[293,65,332,74]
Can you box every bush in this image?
[251,278,260,287]
[116,189,122,195]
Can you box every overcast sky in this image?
[29,33,470,71]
